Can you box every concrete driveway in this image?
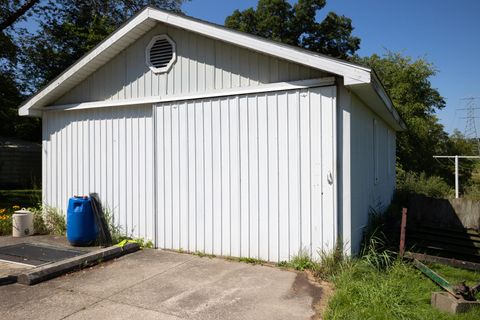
[0,249,324,319]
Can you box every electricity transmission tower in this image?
[436,98,480,198]
[459,97,480,155]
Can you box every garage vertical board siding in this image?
[42,105,155,241]
[349,94,396,254]
[155,86,336,262]
[54,24,326,106]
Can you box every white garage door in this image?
[154,86,336,262]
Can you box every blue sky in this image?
[183,0,480,134]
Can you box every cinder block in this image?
[431,292,480,314]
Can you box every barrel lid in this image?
[14,208,31,214]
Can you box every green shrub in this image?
[397,170,453,198]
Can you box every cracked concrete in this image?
[0,249,324,319]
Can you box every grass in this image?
[324,259,480,320]
[321,215,480,320]
[279,249,316,271]
[276,233,480,320]
[237,257,265,265]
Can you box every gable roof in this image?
[18,6,406,130]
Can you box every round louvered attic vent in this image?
[146,35,176,73]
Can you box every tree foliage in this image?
[356,52,475,184]
[0,0,186,141]
[19,0,185,92]
[225,0,360,59]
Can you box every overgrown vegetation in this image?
[396,170,454,199]
[276,205,480,319]
[280,240,480,319]
[29,204,66,236]
[325,259,480,320]
[323,207,480,319]
[278,243,350,280]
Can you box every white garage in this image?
[19,7,405,260]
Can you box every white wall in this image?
[54,23,326,106]
[348,93,396,254]
[42,105,155,241]
[155,86,337,262]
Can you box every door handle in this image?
[327,171,333,185]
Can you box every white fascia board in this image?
[19,6,371,117]
[18,9,151,117]
[371,73,407,130]
[43,77,335,112]
[147,9,371,85]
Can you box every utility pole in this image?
[432,155,480,198]
[458,97,480,156]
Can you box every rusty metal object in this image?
[399,207,407,257]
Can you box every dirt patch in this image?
[289,270,334,320]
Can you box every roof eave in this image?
[18,6,405,132]
[346,73,407,131]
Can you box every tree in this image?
[0,0,39,32]
[355,52,474,184]
[19,0,186,93]
[225,0,360,59]
[0,1,42,140]
[0,1,186,141]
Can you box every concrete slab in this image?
[64,300,181,320]
[2,286,98,320]
[0,282,56,310]
[0,249,325,320]
[54,250,195,298]
[110,256,316,319]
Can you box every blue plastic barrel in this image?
[67,197,97,246]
